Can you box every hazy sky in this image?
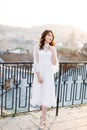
[0,0,87,31]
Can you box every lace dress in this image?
[31,44,59,107]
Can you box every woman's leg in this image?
[41,105,47,121]
[39,105,47,128]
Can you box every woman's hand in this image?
[48,46,55,54]
[48,46,57,65]
[36,73,43,83]
[37,75,43,83]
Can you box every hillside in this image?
[0,24,87,50]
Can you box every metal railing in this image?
[0,62,33,116]
[0,61,87,117]
[56,61,87,115]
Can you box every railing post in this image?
[15,64,19,114]
[28,64,32,112]
[56,63,62,116]
[1,64,4,116]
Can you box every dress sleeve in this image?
[32,45,40,73]
[52,47,59,73]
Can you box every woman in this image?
[31,30,58,129]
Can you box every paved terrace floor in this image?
[0,104,87,130]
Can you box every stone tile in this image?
[66,128,78,130]
[50,122,66,130]
[41,127,49,130]
[54,114,73,123]
[0,105,87,130]
[0,115,34,130]
[17,114,35,123]
[71,112,87,119]
[73,118,87,127]
[77,125,87,130]
[62,121,76,129]
[1,121,21,130]
[46,115,57,123]
[50,120,76,130]
[30,111,41,119]
[23,128,39,130]
[0,117,12,126]
[17,119,34,129]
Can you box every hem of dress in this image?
[30,103,56,108]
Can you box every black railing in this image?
[0,62,59,117]
[56,61,87,115]
[0,61,87,117]
[0,62,34,116]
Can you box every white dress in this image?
[31,44,59,107]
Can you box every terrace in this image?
[0,61,87,130]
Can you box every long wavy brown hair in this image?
[39,30,55,50]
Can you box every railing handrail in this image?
[0,61,87,64]
[59,61,87,64]
[0,61,34,64]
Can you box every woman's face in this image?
[45,32,53,43]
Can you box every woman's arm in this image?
[32,46,43,83]
[48,46,57,65]
[51,48,57,65]
[36,72,43,83]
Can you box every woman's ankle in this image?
[41,115,46,121]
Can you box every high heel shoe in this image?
[39,116,46,129]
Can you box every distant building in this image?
[0,50,5,55]
[0,58,4,62]
[0,53,33,62]
[81,43,87,55]
[10,49,26,53]
[77,41,83,48]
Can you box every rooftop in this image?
[0,53,33,62]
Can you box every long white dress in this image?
[31,44,59,107]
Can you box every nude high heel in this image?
[39,116,46,129]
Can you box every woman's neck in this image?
[44,42,50,47]
[43,42,50,51]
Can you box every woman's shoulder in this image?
[50,46,56,50]
[33,45,39,51]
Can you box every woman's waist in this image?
[39,62,52,66]
[39,65,53,72]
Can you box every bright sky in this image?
[0,0,87,31]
